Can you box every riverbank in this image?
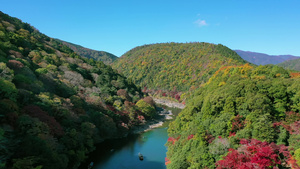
[130,98,184,134]
[130,108,173,134]
[79,104,182,169]
[153,98,186,109]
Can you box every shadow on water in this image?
[79,106,181,169]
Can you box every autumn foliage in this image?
[167,136,180,145]
[290,72,300,78]
[216,139,291,169]
[165,157,171,165]
[22,105,64,136]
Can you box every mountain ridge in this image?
[235,49,300,65]
[58,39,118,65]
[112,42,248,101]
[278,57,300,71]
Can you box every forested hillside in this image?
[59,40,118,65]
[166,64,300,168]
[0,11,156,169]
[278,58,300,71]
[235,50,299,65]
[112,43,247,101]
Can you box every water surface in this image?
[81,106,181,169]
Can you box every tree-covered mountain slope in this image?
[112,43,247,100]
[235,50,299,65]
[278,58,300,71]
[58,40,118,65]
[0,11,156,169]
[166,64,300,168]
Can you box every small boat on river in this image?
[138,153,144,161]
[88,162,93,169]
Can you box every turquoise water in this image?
[94,128,168,169]
[81,106,181,169]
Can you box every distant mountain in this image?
[112,42,247,99]
[59,40,118,65]
[235,50,299,65]
[278,58,300,71]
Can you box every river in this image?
[80,105,181,169]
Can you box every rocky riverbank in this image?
[130,107,174,134]
[153,98,186,109]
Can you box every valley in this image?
[1,10,300,169]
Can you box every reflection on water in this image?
[80,106,181,169]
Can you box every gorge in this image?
[1,10,300,169]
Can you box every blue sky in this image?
[1,0,300,57]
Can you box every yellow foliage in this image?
[254,75,266,80]
[218,81,226,86]
[238,63,253,74]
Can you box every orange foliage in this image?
[213,65,236,78]
[165,157,171,165]
[238,63,253,74]
[167,136,181,144]
[288,156,300,169]
[290,72,300,78]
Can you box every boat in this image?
[88,162,93,169]
[138,153,144,161]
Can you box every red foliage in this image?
[117,89,130,100]
[169,91,177,98]
[142,87,147,93]
[9,50,23,58]
[187,134,194,140]
[106,105,116,112]
[272,122,282,128]
[162,93,167,97]
[216,139,290,169]
[167,136,181,144]
[204,131,215,143]
[7,60,24,70]
[137,115,145,121]
[290,121,300,135]
[229,132,236,137]
[165,157,171,165]
[175,94,180,101]
[23,105,64,137]
[274,112,300,135]
[124,101,136,108]
[231,115,245,132]
[284,111,300,125]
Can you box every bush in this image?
[136,99,156,118]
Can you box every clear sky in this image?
[0,0,299,57]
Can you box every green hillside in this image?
[0,11,156,169]
[112,43,247,100]
[278,58,300,71]
[166,64,300,168]
[59,40,118,65]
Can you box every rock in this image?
[153,98,185,109]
